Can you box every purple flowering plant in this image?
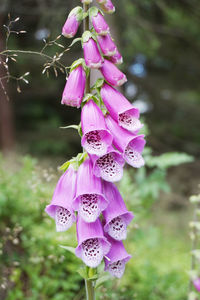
[45,0,145,298]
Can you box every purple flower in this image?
[45,167,76,232]
[101,83,142,132]
[73,159,108,222]
[97,34,117,56]
[62,7,82,38]
[102,181,133,240]
[91,146,125,182]
[104,236,131,278]
[61,65,86,108]
[83,36,103,69]
[109,49,123,65]
[101,0,115,14]
[81,99,112,156]
[193,278,200,292]
[105,115,146,168]
[91,12,110,35]
[75,216,111,268]
[100,59,127,87]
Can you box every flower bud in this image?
[45,166,76,232]
[62,7,83,38]
[100,59,127,86]
[109,49,123,65]
[91,12,110,35]
[97,33,117,56]
[101,0,115,14]
[83,36,103,69]
[61,65,86,108]
[75,216,111,268]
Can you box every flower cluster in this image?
[46,0,145,279]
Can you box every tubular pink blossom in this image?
[75,216,111,268]
[100,59,127,87]
[101,83,142,132]
[45,166,76,232]
[105,115,146,168]
[101,0,115,14]
[81,100,113,156]
[62,7,82,38]
[104,236,131,278]
[90,146,125,182]
[73,159,108,222]
[91,12,110,35]
[83,37,103,69]
[97,33,117,56]
[109,49,123,65]
[193,278,200,292]
[61,65,86,108]
[102,181,134,240]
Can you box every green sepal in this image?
[59,161,71,172]
[59,152,88,172]
[69,37,82,48]
[77,266,88,279]
[70,58,85,72]
[82,30,93,43]
[91,78,105,91]
[60,124,79,130]
[59,245,76,255]
[89,6,99,18]
[69,6,83,22]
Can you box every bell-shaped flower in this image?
[101,0,115,14]
[90,146,125,182]
[109,49,123,65]
[193,278,200,292]
[61,65,86,108]
[104,236,131,278]
[91,12,110,35]
[83,33,103,69]
[45,166,76,232]
[97,33,117,56]
[105,115,146,168]
[101,83,142,132]
[100,59,127,87]
[75,216,111,268]
[102,181,133,240]
[73,159,108,223]
[81,99,112,156]
[62,7,83,38]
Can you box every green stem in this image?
[85,278,95,300]
[83,3,90,93]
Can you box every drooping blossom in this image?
[105,115,146,168]
[103,181,133,240]
[45,166,76,232]
[100,59,127,87]
[97,33,117,56]
[83,34,103,68]
[101,0,115,14]
[62,7,83,38]
[73,159,108,222]
[109,49,123,65]
[61,65,86,108]
[104,236,131,278]
[91,146,125,182]
[81,99,112,155]
[91,11,110,35]
[101,83,142,132]
[75,216,111,268]
[193,278,200,292]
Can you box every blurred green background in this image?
[0,0,200,299]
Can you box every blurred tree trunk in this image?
[0,15,15,153]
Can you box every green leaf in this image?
[60,125,79,130]
[95,274,111,289]
[59,245,76,255]
[89,6,99,18]
[59,161,71,172]
[68,37,82,48]
[70,58,85,72]
[82,30,93,43]
[77,266,88,279]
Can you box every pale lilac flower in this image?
[73,159,108,222]
[81,99,112,156]
[97,34,117,56]
[101,0,115,14]
[61,65,86,108]
[75,216,111,268]
[104,236,131,278]
[193,278,200,292]
[45,166,76,232]
[91,12,110,35]
[90,146,125,182]
[101,83,142,132]
[62,7,82,38]
[103,181,133,240]
[109,49,123,65]
[105,115,146,168]
[100,59,127,87]
[83,36,103,69]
